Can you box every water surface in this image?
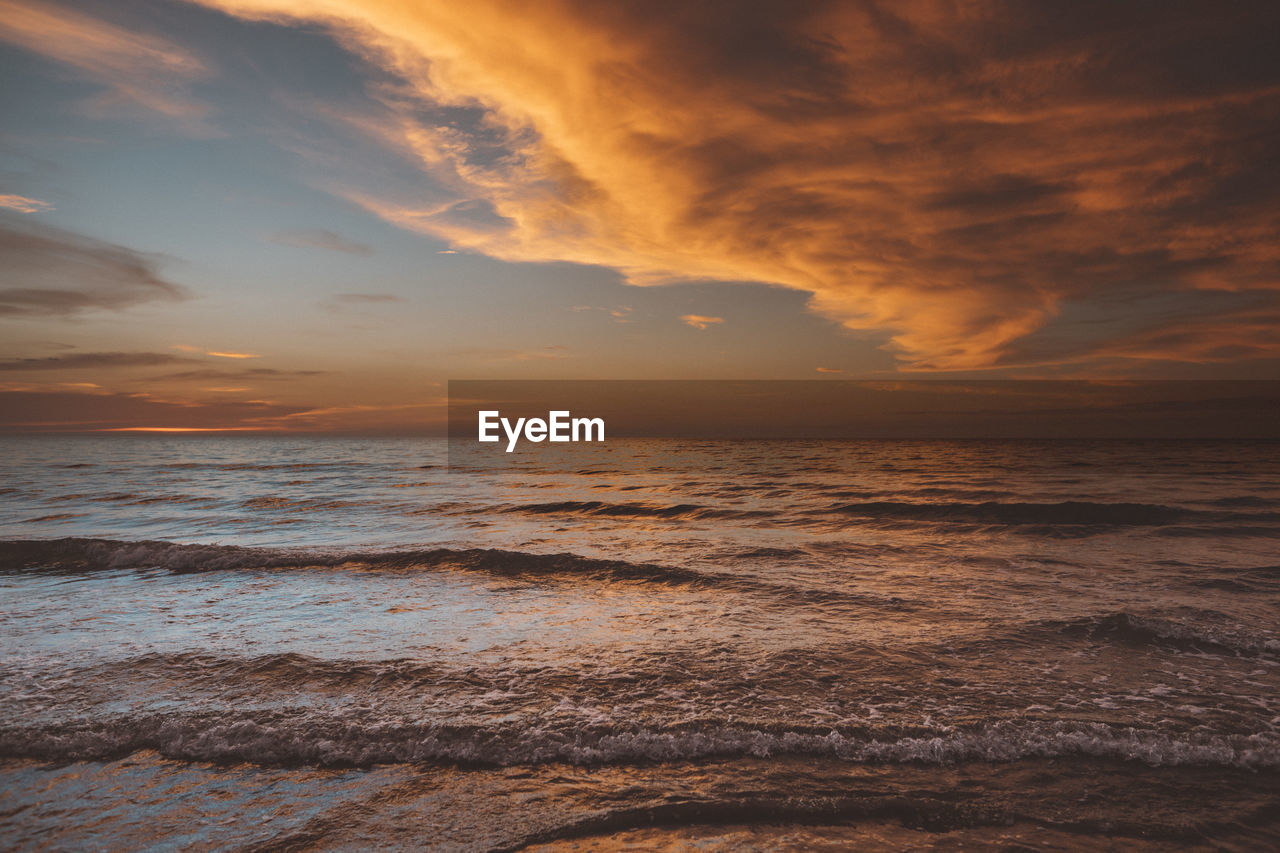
[2,436,1278,849]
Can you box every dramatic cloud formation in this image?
[0,218,188,316]
[0,0,212,128]
[270,228,374,256]
[184,0,1280,370]
[0,194,53,214]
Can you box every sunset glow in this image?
[1,0,1277,433]
[2,5,1279,847]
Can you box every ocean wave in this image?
[1186,577,1265,593]
[240,496,368,511]
[1209,496,1280,508]
[502,500,775,520]
[719,546,807,560]
[37,491,218,507]
[155,462,360,471]
[0,537,698,578]
[1,714,1274,770]
[0,538,898,609]
[0,538,330,573]
[1049,612,1280,658]
[1242,565,1280,579]
[824,500,1199,526]
[1155,525,1280,539]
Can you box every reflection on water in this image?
[1,436,1278,849]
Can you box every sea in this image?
[1,435,1278,850]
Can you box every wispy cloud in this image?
[0,194,53,214]
[0,0,213,131]
[1091,305,1280,365]
[815,367,843,374]
[149,367,331,381]
[511,345,570,361]
[171,345,270,360]
[269,228,373,256]
[451,345,572,362]
[682,314,723,331]
[0,352,201,371]
[265,400,446,432]
[0,219,187,316]
[190,0,1280,370]
[0,388,306,432]
[332,292,403,304]
[571,305,633,323]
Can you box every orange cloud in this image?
[0,194,53,213]
[815,367,843,374]
[188,0,1280,370]
[571,305,633,323]
[171,346,269,361]
[682,314,723,330]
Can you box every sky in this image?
[1,0,1278,432]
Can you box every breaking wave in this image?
[0,537,705,578]
[1050,612,1280,657]
[0,538,904,609]
[2,714,1274,770]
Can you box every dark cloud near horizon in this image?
[148,367,333,381]
[0,218,188,316]
[0,389,305,431]
[0,352,200,371]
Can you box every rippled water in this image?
[1,436,1278,850]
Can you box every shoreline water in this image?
[2,437,1277,849]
